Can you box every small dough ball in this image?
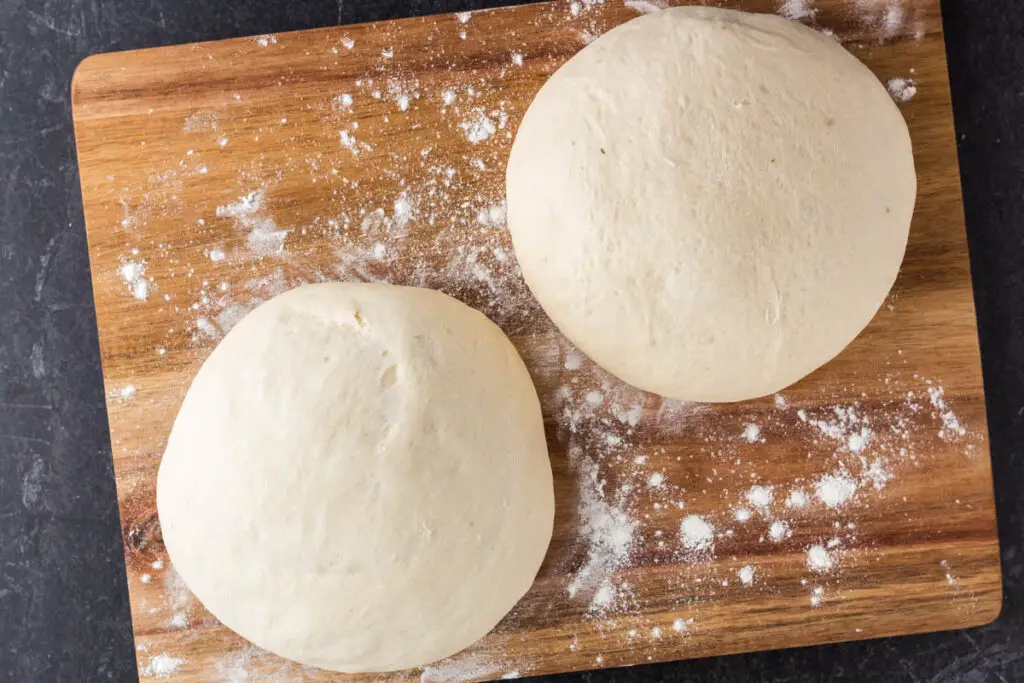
[157,283,554,672]
[506,7,916,402]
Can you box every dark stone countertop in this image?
[1,0,1021,680]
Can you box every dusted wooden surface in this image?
[72,0,1001,681]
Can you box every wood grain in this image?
[71,0,1001,681]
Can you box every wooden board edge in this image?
[69,1,1007,676]
[922,20,1004,618]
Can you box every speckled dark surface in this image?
[0,0,1021,680]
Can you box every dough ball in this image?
[506,7,916,402]
[157,283,554,672]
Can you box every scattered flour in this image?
[745,485,774,511]
[112,384,137,401]
[564,351,583,371]
[338,127,373,155]
[140,653,185,678]
[941,560,958,586]
[778,0,815,21]
[392,192,415,234]
[420,654,507,683]
[680,515,715,556]
[737,565,756,586]
[786,488,809,508]
[460,109,497,143]
[163,567,191,619]
[591,581,616,610]
[183,110,219,134]
[807,545,834,573]
[815,472,858,508]
[855,0,916,41]
[797,404,874,453]
[927,384,967,439]
[887,77,918,102]
[742,423,761,443]
[195,317,217,338]
[769,520,791,542]
[476,201,507,228]
[566,454,637,611]
[881,1,904,37]
[624,0,665,13]
[118,260,151,300]
[333,93,354,112]
[215,190,290,257]
[214,648,257,683]
[862,458,894,490]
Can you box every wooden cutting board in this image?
[72,0,1002,680]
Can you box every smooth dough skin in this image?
[157,283,554,673]
[506,7,916,402]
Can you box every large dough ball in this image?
[506,7,916,402]
[157,283,554,672]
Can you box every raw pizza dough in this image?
[157,283,554,672]
[506,7,916,402]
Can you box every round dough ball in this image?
[157,283,554,672]
[506,7,916,402]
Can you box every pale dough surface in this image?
[506,7,916,402]
[157,283,554,673]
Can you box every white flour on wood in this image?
[887,77,918,102]
[215,190,290,257]
[140,653,184,678]
[778,0,815,21]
